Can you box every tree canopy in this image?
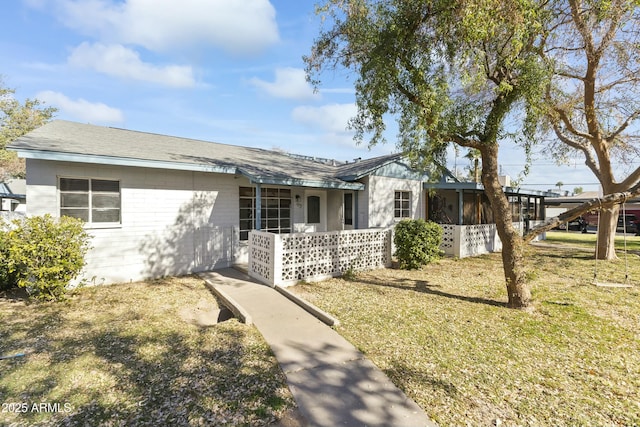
[1,79,57,179]
[306,0,553,309]
[543,0,640,259]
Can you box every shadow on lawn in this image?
[0,308,288,426]
[355,275,506,308]
[384,357,458,399]
[55,328,247,426]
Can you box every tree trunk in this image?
[481,146,532,310]
[596,204,619,260]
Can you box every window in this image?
[60,178,120,223]
[307,196,320,224]
[344,193,353,225]
[394,191,411,218]
[239,187,291,240]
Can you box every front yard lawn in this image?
[0,276,294,426]
[545,230,640,253]
[292,245,640,427]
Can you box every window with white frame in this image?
[394,191,411,218]
[239,187,291,240]
[59,178,121,224]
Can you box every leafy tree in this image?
[1,78,57,179]
[543,0,640,259]
[306,0,551,309]
[464,148,482,183]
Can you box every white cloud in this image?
[36,90,124,123]
[49,0,279,55]
[249,68,318,100]
[68,42,196,88]
[291,103,358,134]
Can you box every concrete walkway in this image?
[198,268,436,427]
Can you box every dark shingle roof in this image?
[335,153,405,180]
[8,120,405,190]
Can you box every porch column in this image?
[354,191,359,229]
[458,190,464,225]
[255,183,262,231]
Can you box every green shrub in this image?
[3,215,91,300]
[341,265,358,281]
[0,218,19,291]
[394,219,443,269]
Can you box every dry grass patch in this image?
[0,276,294,426]
[292,245,640,427]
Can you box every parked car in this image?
[617,214,639,234]
[568,217,587,231]
[563,212,639,234]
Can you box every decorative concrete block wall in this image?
[440,221,546,258]
[249,228,392,287]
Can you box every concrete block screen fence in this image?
[248,221,545,287]
[440,221,546,258]
[248,228,393,286]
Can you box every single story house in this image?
[8,120,429,285]
[9,120,554,284]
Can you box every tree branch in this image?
[395,81,425,110]
[606,108,640,143]
[554,107,593,141]
[523,183,640,242]
[593,0,625,60]
[551,121,601,177]
[619,165,640,190]
[555,70,585,80]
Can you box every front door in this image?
[305,190,326,232]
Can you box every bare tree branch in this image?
[524,182,640,242]
[606,108,640,143]
[619,165,640,189]
[551,121,601,177]
[554,107,593,141]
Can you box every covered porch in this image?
[424,179,555,258]
[235,172,364,266]
[239,184,363,238]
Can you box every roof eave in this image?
[11,148,239,175]
[248,177,364,190]
[424,181,554,197]
[241,169,364,190]
[424,182,484,191]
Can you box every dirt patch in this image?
[269,408,308,427]
[178,297,235,327]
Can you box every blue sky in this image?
[2,0,603,192]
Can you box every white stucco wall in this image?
[26,159,244,285]
[365,174,424,228]
[23,157,426,284]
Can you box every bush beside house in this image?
[394,219,443,269]
[0,215,91,300]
